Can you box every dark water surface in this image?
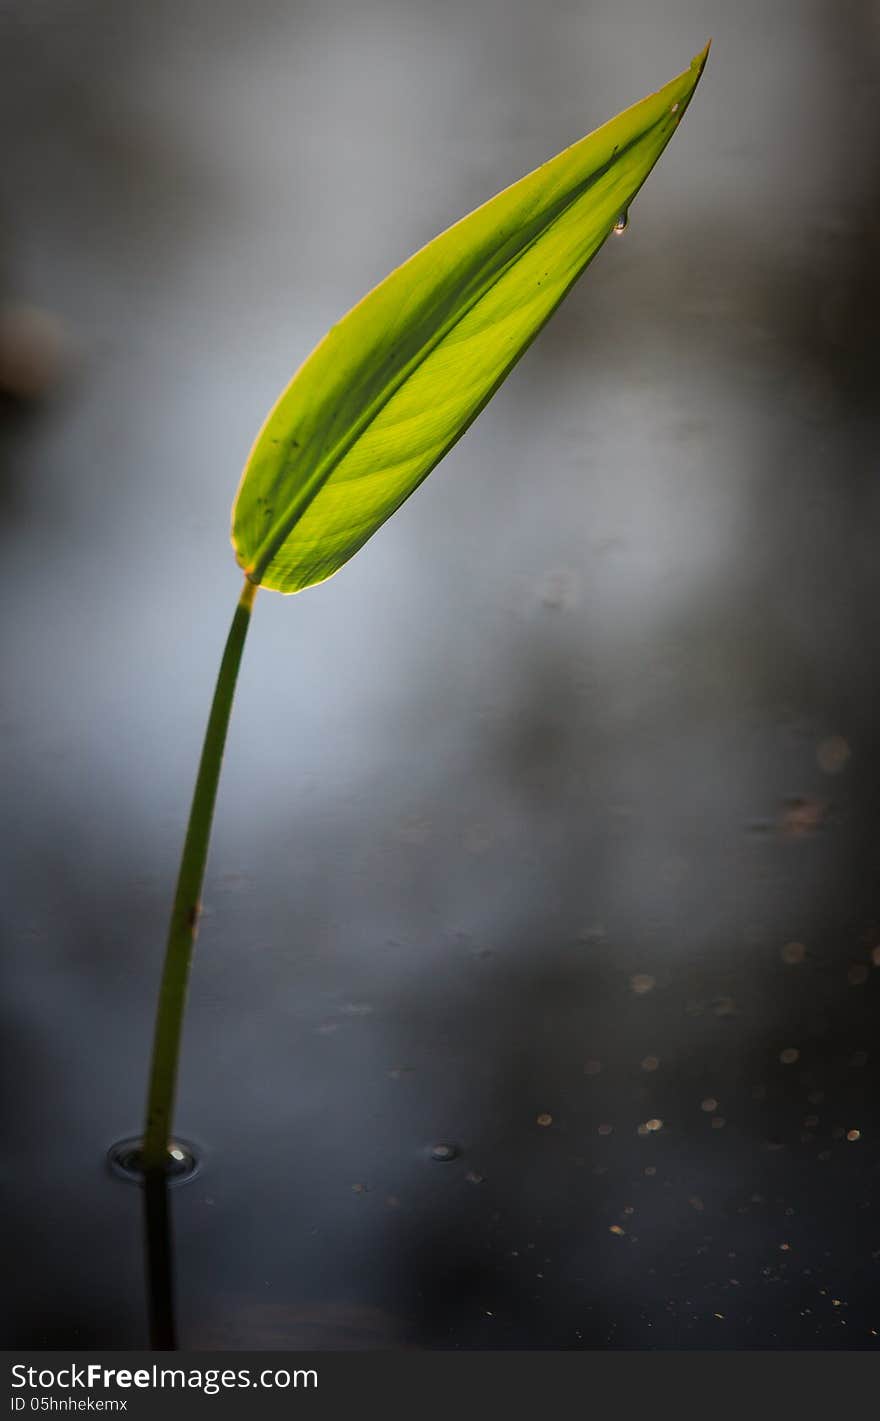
[2,0,880,1349]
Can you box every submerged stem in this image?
[141,576,257,1174]
[144,1172,176,1349]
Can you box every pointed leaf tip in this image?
[692,39,711,73]
[232,54,708,594]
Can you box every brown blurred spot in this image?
[781,941,806,965]
[816,735,851,774]
[0,304,67,401]
[779,797,825,838]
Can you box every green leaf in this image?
[232,45,709,594]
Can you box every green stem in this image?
[141,576,257,1174]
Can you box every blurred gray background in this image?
[2,0,880,1348]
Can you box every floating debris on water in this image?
[430,1143,458,1162]
[631,973,656,996]
[781,941,806,965]
[578,923,607,945]
[536,1113,553,1128]
[712,996,737,1018]
[780,796,825,837]
[779,1048,800,1065]
[816,735,850,774]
